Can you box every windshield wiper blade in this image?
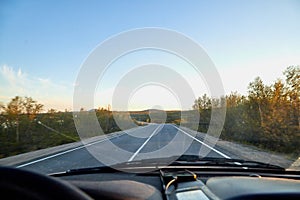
[172,155,285,170]
[50,155,284,177]
[49,165,119,177]
[49,157,172,177]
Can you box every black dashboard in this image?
[59,169,300,200]
[1,166,300,200]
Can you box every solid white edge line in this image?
[171,125,231,159]
[16,132,127,168]
[128,124,163,162]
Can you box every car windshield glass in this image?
[0,0,299,174]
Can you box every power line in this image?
[36,120,77,141]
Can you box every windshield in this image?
[0,0,299,174]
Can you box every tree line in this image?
[0,98,131,158]
[192,66,299,156]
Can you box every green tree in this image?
[193,94,212,111]
[192,94,212,132]
[3,96,25,142]
[23,97,44,121]
[1,96,44,142]
[284,66,300,129]
[0,102,5,131]
[248,77,273,128]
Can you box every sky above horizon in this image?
[1,0,300,111]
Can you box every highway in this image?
[16,124,237,174]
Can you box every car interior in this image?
[1,161,300,200]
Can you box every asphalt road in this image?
[17,124,236,174]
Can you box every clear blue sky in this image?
[1,0,299,110]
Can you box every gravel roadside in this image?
[180,126,298,170]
